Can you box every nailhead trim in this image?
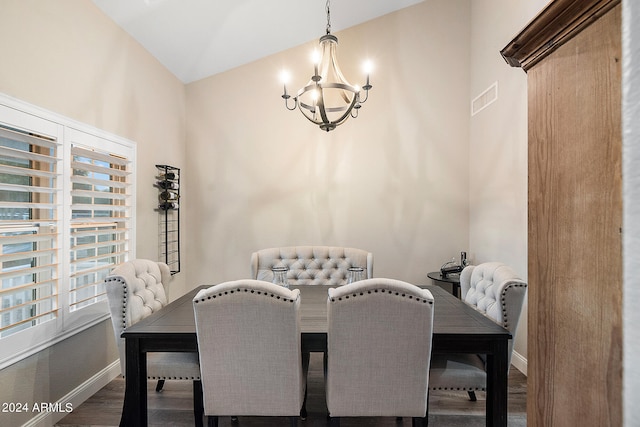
[500,282,527,328]
[104,277,129,330]
[148,375,200,380]
[330,288,433,305]
[430,386,486,391]
[107,271,200,380]
[194,287,297,303]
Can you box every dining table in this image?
[119,283,512,427]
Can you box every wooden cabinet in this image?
[501,1,622,425]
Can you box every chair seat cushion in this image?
[147,352,201,380]
[429,353,486,391]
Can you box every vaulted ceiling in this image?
[91,0,424,84]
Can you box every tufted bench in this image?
[250,246,373,286]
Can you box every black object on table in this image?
[428,271,461,298]
[120,284,511,427]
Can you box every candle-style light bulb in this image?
[312,50,321,82]
[280,70,290,98]
[363,60,373,89]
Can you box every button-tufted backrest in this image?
[460,262,527,364]
[104,259,171,375]
[250,246,373,286]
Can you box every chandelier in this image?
[280,0,373,132]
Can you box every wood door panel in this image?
[526,4,622,426]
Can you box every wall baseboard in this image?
[22,360,120,427]
[511,350,528,376]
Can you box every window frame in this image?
[0,94,136,369]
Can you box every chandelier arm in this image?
[359,89,370,104]
[284,96,298,111]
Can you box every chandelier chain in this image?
[326,0,331,34]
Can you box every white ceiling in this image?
[91,0,424,84]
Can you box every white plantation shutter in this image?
[0,96,136,368]
[69,145,131,311]
[0,125,60,338]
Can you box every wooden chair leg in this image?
[300,385,308,420]
[290,415,298,427]
[323,351,328,377]
[468,391,477,401]
[193,380,203,427]
[155,379,165,392]
[329,416,340,427]
[207,416,219,427]
[301,351,309,420]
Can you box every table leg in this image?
[485,340,509,427]
[120,337,147,427]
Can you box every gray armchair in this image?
[429,262,527,401]
[250,245,373,286]
[192,280,307,427]
[104,259,203,427]
[326,278,435,426]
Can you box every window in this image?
[69,144,129,312]
[0,96,135,368]
[0,126,59,340]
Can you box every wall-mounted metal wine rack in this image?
[155,164,180,274]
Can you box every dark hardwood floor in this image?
[56,354,526,426]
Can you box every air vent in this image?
[471,81,498,116]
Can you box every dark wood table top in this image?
[121,282,512,427]
[124,283,510,340]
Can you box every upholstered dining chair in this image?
[192,279,307,427]
[429,262,527,402]
[250,245,373,286]
[326,278,435,427]
[104,259,203,427]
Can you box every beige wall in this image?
[468,0,549,370]
[185,0,472,289]
[0,1,186,425]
